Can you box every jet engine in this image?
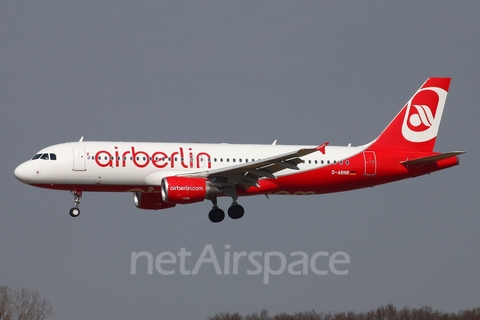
[161,176,221,204]
[133,192,176,210]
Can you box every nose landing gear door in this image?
[73,146,86,171]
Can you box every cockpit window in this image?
[31,153,57,160]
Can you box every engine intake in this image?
[161,176,220,204]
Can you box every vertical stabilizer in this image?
[370,78,451,152]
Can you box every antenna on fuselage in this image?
[79,136,84,142]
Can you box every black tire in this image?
[69,207,80,217]
[228,204,245,220]
[208,208,225,223]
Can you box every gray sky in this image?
[1,1,479,319]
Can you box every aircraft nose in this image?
[14,162,33,183]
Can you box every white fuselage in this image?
[14,141,364,192]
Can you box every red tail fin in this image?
[370,78,451,152]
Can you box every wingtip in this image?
[316,142,329,154]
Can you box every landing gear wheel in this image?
[209,208,225,223]
[228,204,245,220]
[70,190,82,218]
[69,207,80,217]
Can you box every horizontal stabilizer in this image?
[400,151,465,166]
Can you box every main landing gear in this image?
[69,190,82,217]
[208,197,245,223]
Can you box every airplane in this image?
[14,78,464,223]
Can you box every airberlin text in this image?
[130,245,350,284]
[94,146,211,169]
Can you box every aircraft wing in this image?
[179,143,327,189]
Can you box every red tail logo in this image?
[401,86,447,143]
[370,78,451,152]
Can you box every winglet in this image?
[316,142,329,154]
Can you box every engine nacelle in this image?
[134,192,176,210]
[161,176,220,204]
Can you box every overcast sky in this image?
[1,1,479,319]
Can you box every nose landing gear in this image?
[69,190,82,217]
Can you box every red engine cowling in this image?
[134,192,176,210]
[161,177,219,204]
